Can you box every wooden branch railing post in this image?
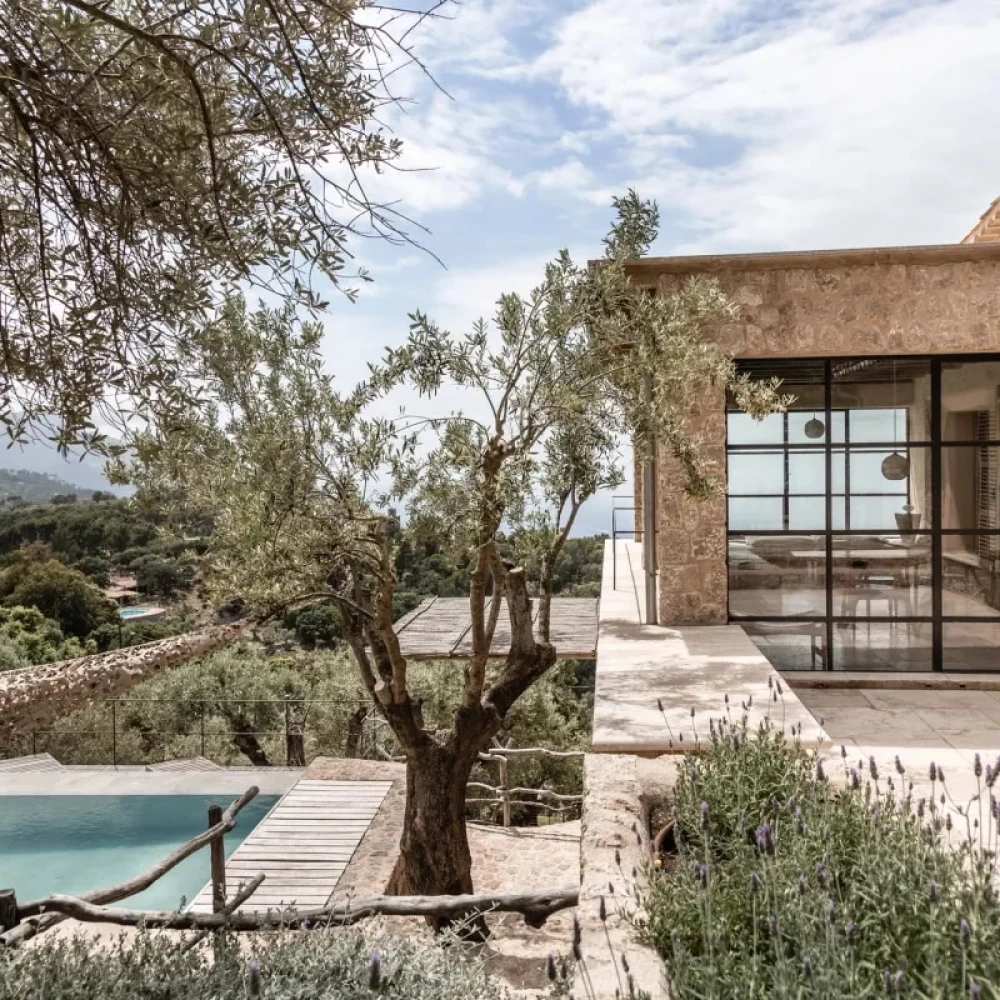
[208,805,227,912]
[0,891,15,932]
[208,803,227,963]
[499,755,511,828]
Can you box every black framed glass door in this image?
[727,355,1000,672]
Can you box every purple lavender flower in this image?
[816,759,827,783]
[248,960,262,998]
[928,880,938,902]
[700,800,710,828]
[930,762,938,782]
[971,982,982,1000]
[750,871,760,893]
[845,920,856,943]
[841,744,847,758]
[961,918,971,947]
[850,768,861,790]
[946,813,953,832]
[599,895,608,920]
[826,899,836,920]
[802,955,812,976]
[368,951,382,991]
[546,954,557,982]
[815,861,827,889]
[895,755,904,775]
[767,913,778,936]
[869,756,879,780]
[755,822,774,855]
[975,753,983,778]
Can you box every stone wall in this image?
[630,245,1000,624]
[0,623,246,739]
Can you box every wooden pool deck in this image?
[190,778,392,913]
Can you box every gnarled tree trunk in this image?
[386,742,477,900]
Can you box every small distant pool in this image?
[0,795,277,910]
[118,605,164,620]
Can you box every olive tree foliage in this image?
[121,192,784,900]
[0,0,445,452]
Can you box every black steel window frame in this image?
[726,354,1000,672]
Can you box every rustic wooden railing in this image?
[0,784,578,948]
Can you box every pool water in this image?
[119,605,160,619]
[0,795,277,910]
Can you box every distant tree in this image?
[91,491,115,503]
[124,194,786,915]
[0,605,90,667]
[288,605,341,649]
[0,546,117,638]
[49,494,77,505]
[72,555,112,589]
[131,554,194,598]
[0,0,443,452]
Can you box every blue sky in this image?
[309,0,1000,535]
[28,0,1000,533]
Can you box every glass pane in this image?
[788,451,825,493]
[942,359,1000,442]
[728,535,825,616]
[830,358,930,441]
[941,446,1000,530]
[830,447,930,532]
[788,496,825,530]
[832,621,933,672]
[943,623,1000,671]
[942,535,1000,617]
[831,540,931,617]
[727,412,783,446]
[728,497,783,531]
[744,623,828,671]
[788,411,827,444]
[727,451,784,495]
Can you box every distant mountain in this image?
[0,439,131,498]
[0,469,101,504]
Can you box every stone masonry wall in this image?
[642,252,1000,624]
[0,623,246,739]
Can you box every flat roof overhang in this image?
[590,240,1000,281]
[394,596,599,660]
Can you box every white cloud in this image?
[530,158,597,193]
[527,0,1000,251]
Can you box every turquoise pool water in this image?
[118,605,160,619]
[0,795,277,910]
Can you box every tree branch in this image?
[26,887,578,933]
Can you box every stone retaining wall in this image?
[0,624,246,738]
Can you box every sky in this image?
[307,0,1000,536]
[19,0,1000,533]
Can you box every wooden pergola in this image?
[395,597,599,660]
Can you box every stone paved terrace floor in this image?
[592,540,826,753]
[793,684,1000,753]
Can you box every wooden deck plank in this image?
[395,596,598,660]
[188,779,391,914]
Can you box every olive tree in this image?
[0,0,443,450]
[123,192,784,911]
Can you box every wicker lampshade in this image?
[881,451,909,481]
[804,417,825,439]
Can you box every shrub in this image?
[642,713,1000,998]
[0,925,510,1000]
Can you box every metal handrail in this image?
[611,493,641,589]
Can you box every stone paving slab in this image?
[592,541,827,754]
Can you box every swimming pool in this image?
[118,605,165,620]
[0,794,277,910]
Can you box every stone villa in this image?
[629,198,1000,674]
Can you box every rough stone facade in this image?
[627,243,1000,624]
[0,623,246,739]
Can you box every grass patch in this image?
[641,708,1000,998]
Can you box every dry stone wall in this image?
[0,623,246,739]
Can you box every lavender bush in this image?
[642,715,1000,998]
[0,924,509,999]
